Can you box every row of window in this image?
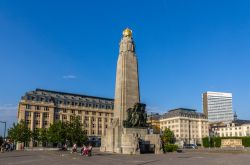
[27,96,113,108]
[26,105,49,111]
[161,120,207,125]
[25,112,49,118]
[26,120,49,126]
[61,109,113,117]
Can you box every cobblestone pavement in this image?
[0,149,250,165]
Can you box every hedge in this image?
[163,144,178,152]
[202,136,250,148]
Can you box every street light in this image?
[0,121,6,140]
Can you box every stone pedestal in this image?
[100,123,162,154]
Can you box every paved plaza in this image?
[0,149,250,165]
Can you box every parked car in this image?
[183,144,198,149]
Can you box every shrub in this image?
[202,136,250,148]
[202,137,209,148]
[163,144,178,152]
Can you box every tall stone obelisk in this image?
[114,28,140,126]
[101,28,162,154]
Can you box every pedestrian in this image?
[71,143,77,153]
[80,144,86,155]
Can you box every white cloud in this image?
[62,75,77,79]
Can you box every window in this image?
[35,120,40,125]
[43,121,48,126]
[35,106,40,110]
[63,115,67,120]
[43,113,49,118]
[25,112,31,117]
[44,107,49,111]
[55,115,59,120]
[35,113,40,118]
[26,120,31,125]
[26,105,31,109]
[55,109,60,113]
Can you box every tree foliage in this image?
[66,116,88,146]
[47,116,88,146]
[39,128,48,147]
[0,136,3,146]
[161,128,177,153]
[31,128,40,143]
[7,116,88,147]
[161,128,175,145]
[8,120,31,145]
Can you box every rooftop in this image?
[34,88,114,101]
[161,108,207,120]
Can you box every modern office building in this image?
[159,108,209,146]
[18,89,114,146]
[203,92,234,123]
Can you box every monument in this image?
[100,28,162,154]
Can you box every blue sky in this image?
[0,0,250,136]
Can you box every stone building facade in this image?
[160,108,209,146]
[147,113,161,134]
[18,88,114,146]
[211,120,250,137]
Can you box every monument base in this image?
[100,125,162,154]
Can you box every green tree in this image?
[161,128,175,145]
[47,121,66,146]
[47,117,87,146]
[0,136,3,146]
[161,128,177,153]
[31,129,40,146]
[8,120,31,146]
[39,128,48,147]
[67,116,88,146]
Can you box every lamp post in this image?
[0,121,6,140]
[188,119,191,145]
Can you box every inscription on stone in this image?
[221,139,243,148]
